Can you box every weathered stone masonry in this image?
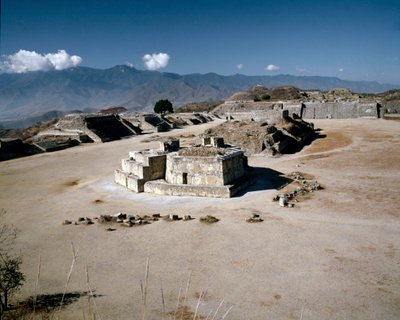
[115,138,254,198]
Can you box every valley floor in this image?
[0,119,399,319]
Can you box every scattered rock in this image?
[99,214,113,223]
[114,212,126,220]
[246,214,263,223]
[291,171,305,180]
[64,211,197,230]
[278,195,287,207]
[82,217,94,225]
[122,221,133,227]
[274,172,323,207]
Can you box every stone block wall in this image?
[222,152,245,184]
[128,150,150,165]
[211,137,225,148]
[301,102,378,119]
[122,153,166,180]
[121,159,151,179]
[160,139,180,152]
[127,175,145,192]
[115,169,128,187]
[165,154,225,186]
[221,101,381,120]
[147,154,167,180]
[144,180,232,198]
[115,139,251,198]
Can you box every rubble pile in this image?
[98,212,159,227]
[273,172,322,207]
[62,212,193,229]
[204,115,315,155]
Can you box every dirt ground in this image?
[0,119,399,319]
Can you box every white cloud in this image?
[265,64,280,72]
[142,52,170,70]
[45,50,82,70]
[296,67,306,73]
[338,68,345,72]
[236,63,244,70]
[0,49,82,73]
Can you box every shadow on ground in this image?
[3,291,102,319]
[282,129,327,154]
[235,167,293,197]
[305,129,327,146]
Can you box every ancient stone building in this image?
[115,137,254,198]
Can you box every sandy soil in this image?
[0,119,399,319]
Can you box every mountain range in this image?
[0,65,398,128]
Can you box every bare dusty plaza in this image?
[0,118,399,319]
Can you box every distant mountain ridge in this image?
[0,65,398,126]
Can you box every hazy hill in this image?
[0,65,398,127]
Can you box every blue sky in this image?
[1,0,400,84]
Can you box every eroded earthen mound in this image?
[204,116,315,155]
[227,86,303,102]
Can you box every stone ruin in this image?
[115,137,255,198]
[273,171,322,207]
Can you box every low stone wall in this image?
[302,102,378,119]
[127,175,145,193]
[115,169,145,192]
[144,173,255,198]
[382,103,400,115]
[218,100,382,120]
[144,179,231,198]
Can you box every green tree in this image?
[154,99,173,114]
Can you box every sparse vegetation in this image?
[199,215,219,223]
[0,118,59,143]
[0,210,25,316]
[154,99,173,114]
[178,147,225,157]
[176,100,223,113]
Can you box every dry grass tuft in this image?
[63,179,79,187]
[178,147,225,157]
[167,305,205,320]
[199,215,219,224]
